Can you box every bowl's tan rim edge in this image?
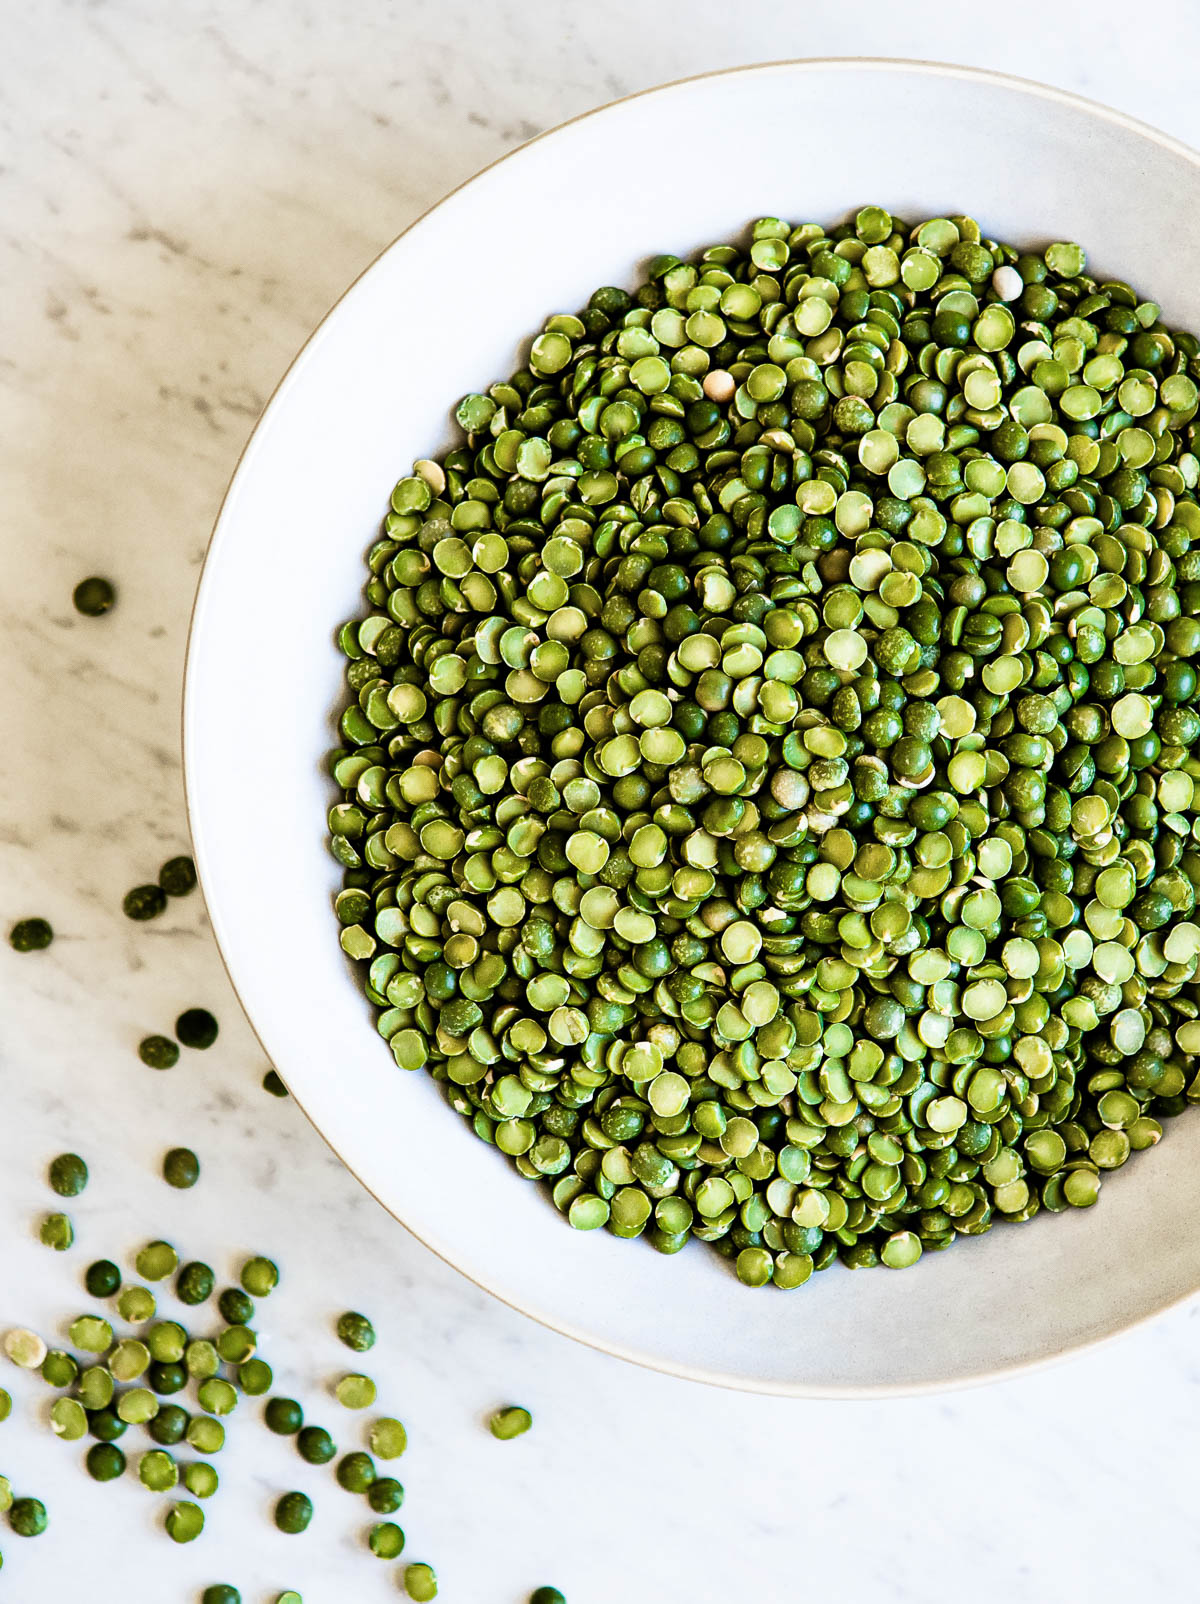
[182,55,1200,1400]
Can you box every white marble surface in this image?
[5,4,1200,1601]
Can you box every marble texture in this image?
[4,4,1200,1600]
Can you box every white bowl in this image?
[185,59,1200,1394]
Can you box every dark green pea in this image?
[265,1397,303,1435]
[86,1443,125,1481]
[149,1404,189,1446]
[84,1259,121,1298]
[149,1362,188,1396]
[73,576,116,615]
[202,1589,242,1604]
[274,1492,313,1534]
[218,1288,253,1325]
[158,856,197,896]
[139,1035,180,1069]
[48,1153,87,1197]
[932,309,971,346]
[9,917,53,952]
[1131,892,1172,929]
[163,1148,200,1189]
[89,1409,127,1442]
[336,1311,375,1352]
[791,379,828,418]
[366,1476,404,1514]
[176,1262,215,1306]
[335,1452,376,1493]
[297,1426,336,1465]
[176,1008,218,1049]
[262,1069,289,1097]
[238,1359,273,1396]
[123,884,167,921]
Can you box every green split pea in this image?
[330,205,1200,1288]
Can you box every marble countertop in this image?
[5,4,1200,1601]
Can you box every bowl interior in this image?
[186,60,1200,1394]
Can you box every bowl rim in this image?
[183,55,1200,1397]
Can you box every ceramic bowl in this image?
[185,59,1200,1394]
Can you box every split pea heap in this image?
[328,207,1200,1288]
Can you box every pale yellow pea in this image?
[982,655,1023,694]
[703,369,736,402]
[1111,693,1152,739]
[1084,901,1125,941]
[976,838,1013,880]
[1160,772,1194,812]
[798,479,837,515]
[678,635,721,673]
[721,921,762,965]
[546,606,588,641]
[1137,934,1169,979]
[1007,549,1049,593]
[1014,1036,1052,1076]
[848,549,892,591]
[613,907,656,945]
[947,750,987,792]
[414,458,446,495]
[641,728,686,765]
[1062,995,1099,1032]
[917,1011,951,1049]
[1093,941,1136,985]
[995,519,1032,557]
[1114,625,1155,665]
[1164,922,1200,965]
[548,1006,588,1046]
[629,689,672,727]
[740,980,780,1026]
[1002,938,1040,979]
[937,696,976,738]
[1111,1009,1147,1054]
[879,571,923,608]
[1176,1020,1200,1055]
[963,368,1002,409]
[824,629,867,671]
[806,862,842,901]
[579,887,619,929]
[962,979,1006,1020]
[835,491,874,537]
